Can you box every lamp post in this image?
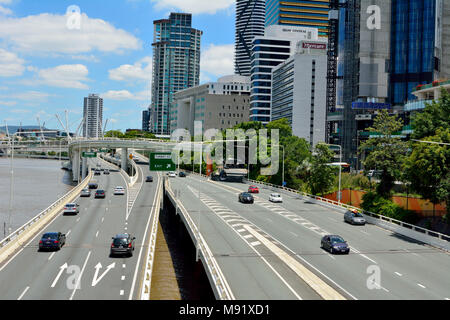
[321,143,342,204]
[7,130,57,236]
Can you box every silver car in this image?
[344,210,366,225]
[63,203,79,215]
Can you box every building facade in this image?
[171,75,251,135]
[271,41,328,147]
[83,94,103,139]
[390,0,450,105]
[142,109,150,132]
[150,13,202,135]
[265,0,330,38]
[235,0,266,76]
[250,25,321,124]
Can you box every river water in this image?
[0,157,75,239]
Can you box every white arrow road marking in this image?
[51,263,68,288]
[91,262,116,287]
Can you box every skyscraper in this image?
[250,25,320,124]
[235,0,266,76]
[150,13,202,135]
[390,0,449,105]
[83,94,103,139]
[265,0,331,38]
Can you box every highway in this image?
[168,173,450,300]
[0,158,161,300]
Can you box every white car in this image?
[63,203,79,215]
[114,186,125,195]
[269,193,283,203]
[168,172,177,178]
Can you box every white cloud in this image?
[152,0,234,14]
[0,100,17,106]
[0,13,141,55]
[0,48,25,77]
[101,90,149,101]
[201,43,234,78]
[2,91,52,103]
[109,56,152,82]
[37,64,89,89]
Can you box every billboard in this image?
[351,102,391,110]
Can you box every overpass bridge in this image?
[0,138,449,300]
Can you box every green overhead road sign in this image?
[150,153,176,172]
[82,152,97,158]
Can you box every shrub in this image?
[361,192,418,224]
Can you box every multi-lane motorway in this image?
[168,173,450,300]
[0,158,161,300]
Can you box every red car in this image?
[248,185,259,194]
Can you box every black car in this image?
[89,182,98,189]
[39,232,66,251]
[146,176,153,183]
[95,190,106,199]
[104,169,110,175]
[179,172,186,177]
[321,235,350,254]
[239,192,254,204]
[94,170,101,176]
[110,234,136,257]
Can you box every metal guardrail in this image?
[0,168,93,248]
[140,174,163,300]
[243,178,450,244]
[179,170,450,246]
[165,178,234,300]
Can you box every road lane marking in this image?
[51,263,68,288]
[92,263,116,287]
[290,232,298,237]
[120,290,124,296]
[417,283,426,289]
[244,225,346,300]
[360,230,370,235]
[395,272,403,277]
[48,252,56,261]
[121,276,125,281]
[17,286,30,300]
[95,231,99,238]
[66,230,71,237]
[69,251,91,300]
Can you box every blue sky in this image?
[0,0,236,132]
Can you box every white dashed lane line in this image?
[17,286,30,300]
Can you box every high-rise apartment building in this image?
[150,13,202,135]
[83,94,103,139]
[250,25,320,124]
[235,0,266,76]
[265,0,331,38]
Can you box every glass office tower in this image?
[150,13,202,135]
[265,0,330,38]
[235,0,266,76]
[390,0,446,105]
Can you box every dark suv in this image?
[239,192,254,204]
[110,234,136,257]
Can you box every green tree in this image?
[359,110,408,198]
[105,130,124,138]
[266,118,292,139]
[405,128,450,215]
[411,88,450,140]
[305,143,337,196]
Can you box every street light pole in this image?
[322,143,342,204]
